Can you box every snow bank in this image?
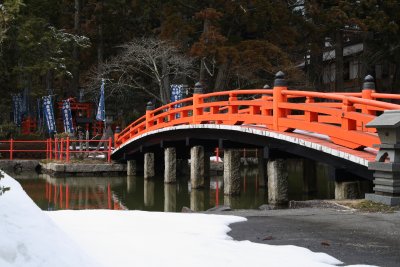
[48,210,349,267]
[0,172,100,267]
[1,174,374,267]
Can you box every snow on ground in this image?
[1,173,375,267]
[0,172,99,267]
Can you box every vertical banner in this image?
[62,99,74,134]
[42,96,56,134]
[12,94,23,126]
[96,79,105,122]
[170,84,184,118]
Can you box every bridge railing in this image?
[114,73,400,151]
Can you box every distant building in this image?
[320,43,392,92]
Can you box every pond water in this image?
[15,160,335,212]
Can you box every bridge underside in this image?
[112,125,375,180]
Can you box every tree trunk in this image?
[199,16,210,84]
[308,37,324,91]
[161,54,170,104]
[214,61,228,92]
[97,0,104,70]
[360,32,373,81]
[71,0,81,98]
[46,70,54,95]
[335,30,344,92]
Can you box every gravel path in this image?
[206,203,400,267]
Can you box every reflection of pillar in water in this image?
[164,184,177,212]
[66,184,69,209]
[144,180,155,207]
[190,189,205,211]
[127,176,137,193]
[107,184,112,209]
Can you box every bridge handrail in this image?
[114,82,400,151]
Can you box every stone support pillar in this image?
[164,147,176,183]
[223,149,241,195]
[335,181,360,200]
[144,152,155,179]
[127,160,136,176]
[190,146,205,189]
[267,159,288,206]
[303,159,317,194]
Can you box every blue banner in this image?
[96,79,105,121]
[62,99,74,134]
[12,94,23,126]
[170,84,185,118]
[42,96,56,134]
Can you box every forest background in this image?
[0,0,400,131]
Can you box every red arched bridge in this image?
[111,74,400,180]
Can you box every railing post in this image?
[54,138,58,160]
[228,92,238,124]
[341,99,356,131]
[272,71,289,131]
[10,138,13,160]
[49,139,53,160]
[305,96,318,122]
[114,126,120,148]
[192,81,204,124]
[60,138,64,161]
[361,75,376,116]
[66,137,70,163]
[145,101,155,131]
[108,137,112,163]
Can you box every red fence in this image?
[0,138,112,162]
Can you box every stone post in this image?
[267,159,288,206]
[335,181,360,200]
[365,110,400,205]
[223,149,241,195]
[303,159,317,194]
[127,160,136,176]
[144,152,155,179]
[164,147,176,183]
[190,146,205,189]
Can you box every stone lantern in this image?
[366,110,400,205]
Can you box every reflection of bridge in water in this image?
[41,175,127,210]
[112,73,400,206]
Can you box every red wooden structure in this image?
[114,77,400,152]
[56,100,104,137]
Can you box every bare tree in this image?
[85,37,195,104]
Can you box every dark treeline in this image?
[1,0,400,125]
